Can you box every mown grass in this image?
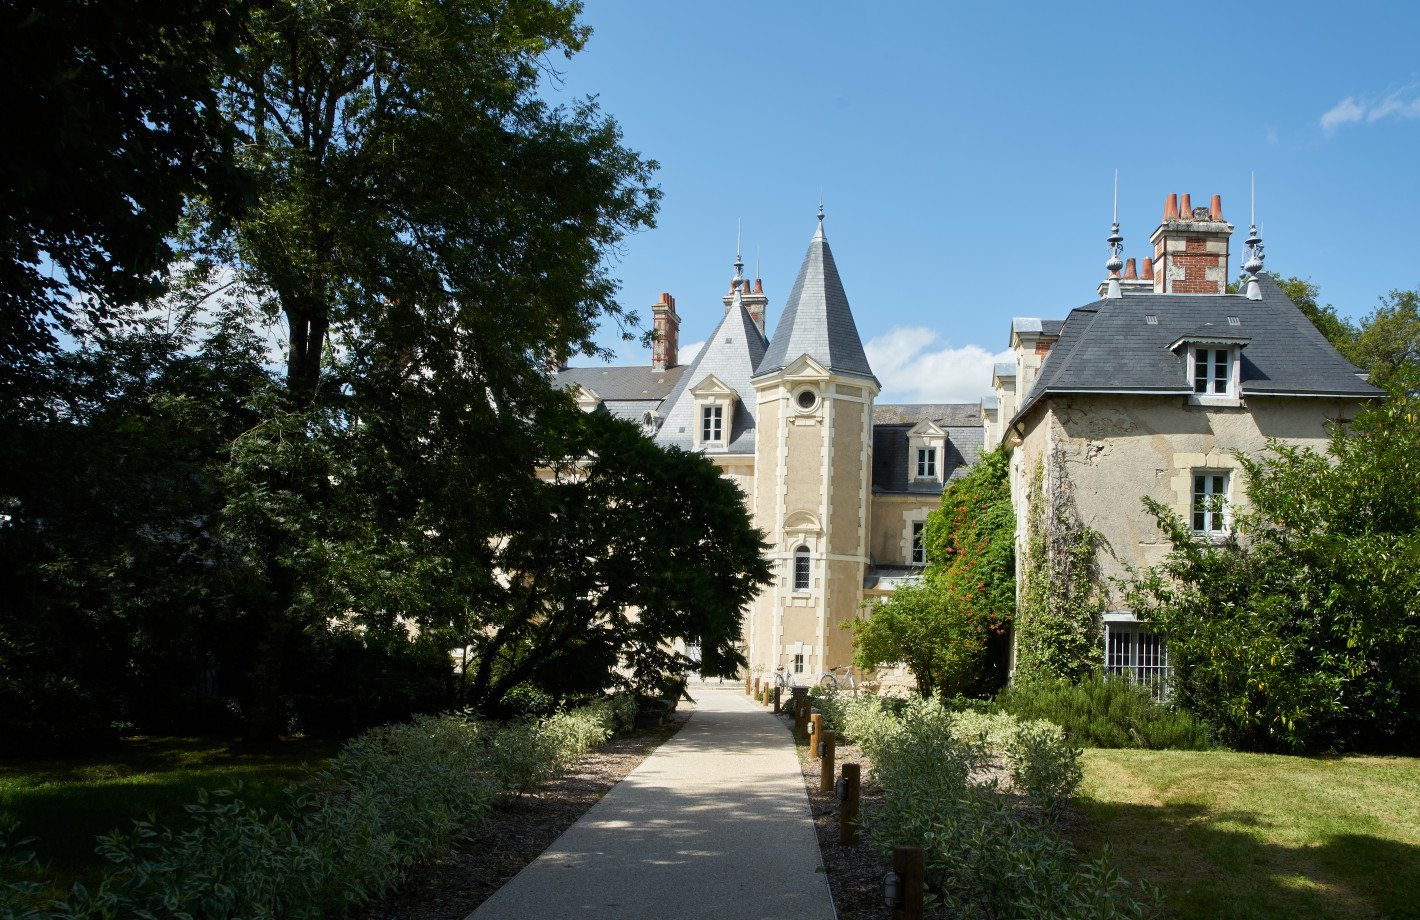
[1068,749,1420,920]
[0,736,341,884]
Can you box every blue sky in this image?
[547,1,1420,403]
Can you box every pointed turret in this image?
[755,216,877,385]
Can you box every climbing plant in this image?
[1013,453,1104,683]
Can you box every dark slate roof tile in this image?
[755,221,877,384]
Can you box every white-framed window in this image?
[793,653,804,674]
[1105,621,1171,688]
[911,522,926,565]
[793,545,811,591]
[1193,347,1230,395]
[701,405,723,443]
[916,448,936,479]
[1192,472,1229,534]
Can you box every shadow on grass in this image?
[1,736,340,881]
[1071,800,1420,920]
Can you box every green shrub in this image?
[1003,720,1084,810]
[865,700,1160,919]
[995,676,1212,750]
[2,705,613,919]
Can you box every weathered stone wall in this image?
[1013,393,1365,608]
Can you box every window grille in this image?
[794,546,811,591]
[1105,623,1171,692]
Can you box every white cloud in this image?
[1321,89,1420,133]
[1320,96,1365,132]
[677,340,704,364]
[864,327,1010,404]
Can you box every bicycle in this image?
[818,665,858,696]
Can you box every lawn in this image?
[1068,749,1420,920]
[0,736,341,885]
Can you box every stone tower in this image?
[747,215,880,682]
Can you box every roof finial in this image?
[818,187,824,223]
[732,218,745,287]
[1105,171,1124,299]
[1243,173,1265,300]
[756,246,760,281]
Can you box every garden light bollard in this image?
[819,730,836,793]
[889,844,925,920]
[809,713,822,760]
[838,762,860,846]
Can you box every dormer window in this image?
[906,419,947,484]
[1171,325,1249,406]
[690,373,738,451]
[702,406,722,443]
[1194,348,1230,395]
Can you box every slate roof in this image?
[553,364,686,401]
[873,403,983,427]
[1013,273,1381,424]
[654,293,769,455]
[755,221,878,384]
[871,423,984,494]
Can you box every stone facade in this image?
[1000,192,1381,680]
[555,218,985,685]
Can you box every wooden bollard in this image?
[890,844,926,920]
[744,675,751,695]
[839,763,860,845]
[753,677,760,698]
[819,730,836,793]
[809,713,822,759]
[773,687,781,711]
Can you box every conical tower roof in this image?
[754,219,877,385]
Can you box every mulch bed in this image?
[354,707,692,920]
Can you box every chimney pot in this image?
[753,278,763,294]
[1165,193,1179,220]
[1180,193,1192,217]
[1123,258,1138,280]
[1141,257,1154,279]
[1210,195,1223,220]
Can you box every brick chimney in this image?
[651,292,679,371]
[1149,193,1233,294]
[723,277,769,337]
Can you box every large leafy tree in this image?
[0,0,249,393]
[1347,289,1419,395]
[186,0,659,738]
[451,407,771,712]
[1127,396,1420,753]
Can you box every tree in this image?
[847,581,979,697]
[191,0,659,738]
[0,0,249,393]
[0,303,274,751]
[1127,396,1420,753]
[846,446,1015,697]
[1347,289,1420,395]
[449,407,771,712]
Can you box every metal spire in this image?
[1244,173,1265,300]
[1105,171,1124,299]
[818,188,824,223]
[732,218,744,287]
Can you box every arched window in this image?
[793,545,811,591]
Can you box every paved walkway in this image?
[467,681,835,920]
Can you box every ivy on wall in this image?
[1013,452,1104,683]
